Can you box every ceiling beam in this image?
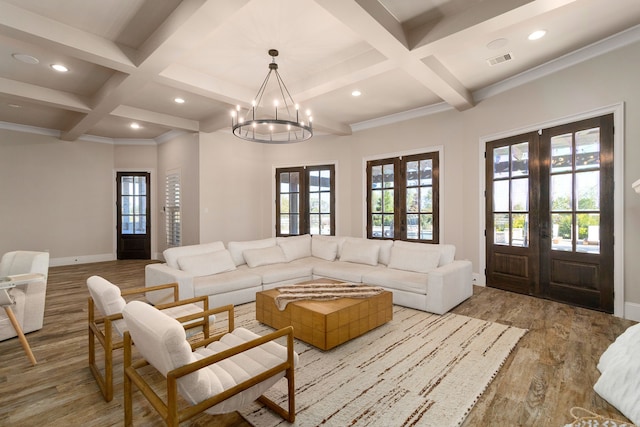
[0,77,90,112]
[409,0,576,57]
[111,105,199,132]
[60,0,250,141]
[287,48,394,103]
[0,1,136,73]
[157,64,256,106]
[313,0,474,111]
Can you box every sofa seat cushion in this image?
[362,268,429,295]
[251,262,314,285]
[193,268,262,296]
[312,260,378,283]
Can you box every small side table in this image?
[1,273,45,366]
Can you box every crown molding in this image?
[0,121,61,137]
[351,24,640,133]
[0,120,182,145]
[2,25,639,141]
[474,24,640,102]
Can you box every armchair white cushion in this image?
[122,300,297,424]
[0,251,49,341]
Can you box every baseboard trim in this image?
[472,272,485,287]
[623,301,640,322]
[50,253,115,267]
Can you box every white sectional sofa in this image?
[145,235,473,315]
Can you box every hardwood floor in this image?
[0,260,635,426]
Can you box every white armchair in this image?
[0,251,49,341]
[122,300,297,426]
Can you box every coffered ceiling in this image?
[0,0,639,142]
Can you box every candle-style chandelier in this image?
[231,49,312,143]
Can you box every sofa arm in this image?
[144,263,195,305]
[425,260,473,315]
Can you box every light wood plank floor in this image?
[0,260,635,426]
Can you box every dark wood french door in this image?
[485,114,614,312]
[116,172,151,260]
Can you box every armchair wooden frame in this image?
[123,304,296,427]
[88,282,211,402]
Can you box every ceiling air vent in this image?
[487,53,513,66]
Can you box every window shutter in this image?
[165,171,181,247]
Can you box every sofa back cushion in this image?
[177,250,236,277]
[392,241,456,266]
[339,238,380,266]
[377,240,394,265]
[312,235,347,257]
[388,245,441,273]
[277,234,311,262]
[227,238,276,266]
[243,246,286,268]
[311,237,339,261]
[163,242,225,269]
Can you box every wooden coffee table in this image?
[255,280,393,350]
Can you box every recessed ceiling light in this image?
[487,38,508,50]
[51,64,69,72]
[130,122,141,129]
[12,53,39,64]
[352,90,362,97]
[174,97,185,104]
[528,30,546,41]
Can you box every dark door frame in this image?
[114,169,154,260]
[478,104,625,317]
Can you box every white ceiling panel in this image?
[0,0,638,142]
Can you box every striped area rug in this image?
[232,302,527,427]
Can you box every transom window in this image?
[276,165,335,236]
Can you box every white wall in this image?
[157,132,200,253]
[198,132,271,244]
[0,130,115,263]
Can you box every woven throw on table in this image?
[274,282,384,310]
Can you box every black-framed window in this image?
[276,165,335,236]
[366,152,439,243]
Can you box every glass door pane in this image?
[491,142,529,247]
[550,127,601,254]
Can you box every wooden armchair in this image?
[122,300,297,426]
[87,275,213,402]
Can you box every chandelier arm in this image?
[273,70,294,118]
[247,69,274,121]
[274,69,299,119]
